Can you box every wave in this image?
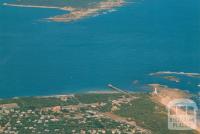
[150,71,200,78]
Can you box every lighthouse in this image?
[153,87,158,95]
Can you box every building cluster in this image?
[0,94,148,134]
[111,95,137,112]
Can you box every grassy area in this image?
[0,97,78,110]
[1,93,197,134]
[75,93,123,104]
[114,93,197,134]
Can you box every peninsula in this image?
[3,0,125,22]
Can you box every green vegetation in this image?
[114,93,197,134]
[0,97,78,110]
[0,93,197,134]
[75,93,122,104]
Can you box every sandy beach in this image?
[149,84,200,133]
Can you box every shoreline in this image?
[2,0,125,22]
[149,84,199,133]
[49,0,125,22]
[3,3,76,11]
[0,82,196,100]
[3,3,64,10]
[0,84,197,134]
[0,83,127,99]
[0,83,193,99]
[150,71,200,78]
[0,89,121,100]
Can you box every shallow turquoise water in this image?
[0,0,200,98]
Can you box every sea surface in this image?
[0,0,200,98]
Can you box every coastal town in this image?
[0,84,198,134]
[0,92,149,134]
[0,0,199,133]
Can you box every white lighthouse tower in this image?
[153,87,158,95]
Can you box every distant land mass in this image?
[3,0,126,22]
[0,0,200,133]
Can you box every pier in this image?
[107,84,129,94]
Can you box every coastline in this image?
[3,3,75,11]
[150,71,200,78]
[49,0,125,22]
[2,0,125,22]
[149,84,199,133]
[0,89,120,100]
[0,83,198,133]
[3,3,63,10]
[0,81,196,99]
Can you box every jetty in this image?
[107,84,129,94]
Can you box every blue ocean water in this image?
[0,0,200,98]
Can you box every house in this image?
[51,106,61,112]
[0,103,18,109]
